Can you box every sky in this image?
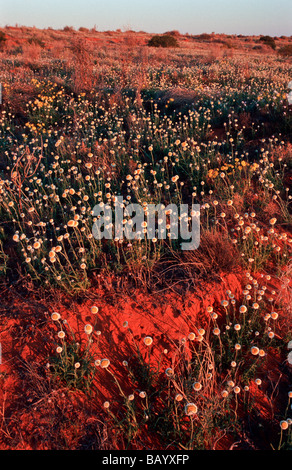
[0,0,291,36]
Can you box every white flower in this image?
[184,403,198,416]
[84,324,93,335]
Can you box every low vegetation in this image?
[0,26,291,450]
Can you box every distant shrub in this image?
[278,45,292,57]
[78,27,89,32]
[198,33,212,41]
[27,36,45,48]
[259,35,276,50]
[163,30,181,37]
[63,26,75,32]
[0,31,6,49]
[148,35,179,48]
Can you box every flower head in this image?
[100,358,110,369]
[84,324,93,335]
[51,312,61,321]
[251,346,260,355]
[144,336,153,346]
[184,403,198,416]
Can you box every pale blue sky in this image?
[0,0,291,36]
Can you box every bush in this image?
[278,45,292,57]
[0,31,6,50]
[259,35,276,50]
[27,36,45,48]
[63,26,75,32]
[163,30,181,37]
[198,33,212,41]
[148,35,179,48]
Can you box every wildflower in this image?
[231,361,237,368]
[271,312,278,320]
[91,306,99,314]
[269,218,277,226]
[239,305,247,314]
[255,378,262,386]
[100,358,110,368]
[268,331,275,339]
[75,362,81,369]
[221,390,229,398]
[51,312,61,321]
[165,368,174,378]
[234,324,241,331]
[251,346,260,355]
[213,327,220,335]
[184,403,198,416]
[188,332,196,340]
[280,420,289,430]
[57,331,65,339]
[56,346,63,354]
[139,391,146,398]
[84,324,93,335]
[235,343,241,350]
[122,321,129,328]
[144,336,153,346]
[221,300,229,308]
[103,401,110,409]
[234,386,240,394]
[175,393,183,402]
[128,394,135,401]
[192,382,202,391]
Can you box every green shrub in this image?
[148,34,179,48]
